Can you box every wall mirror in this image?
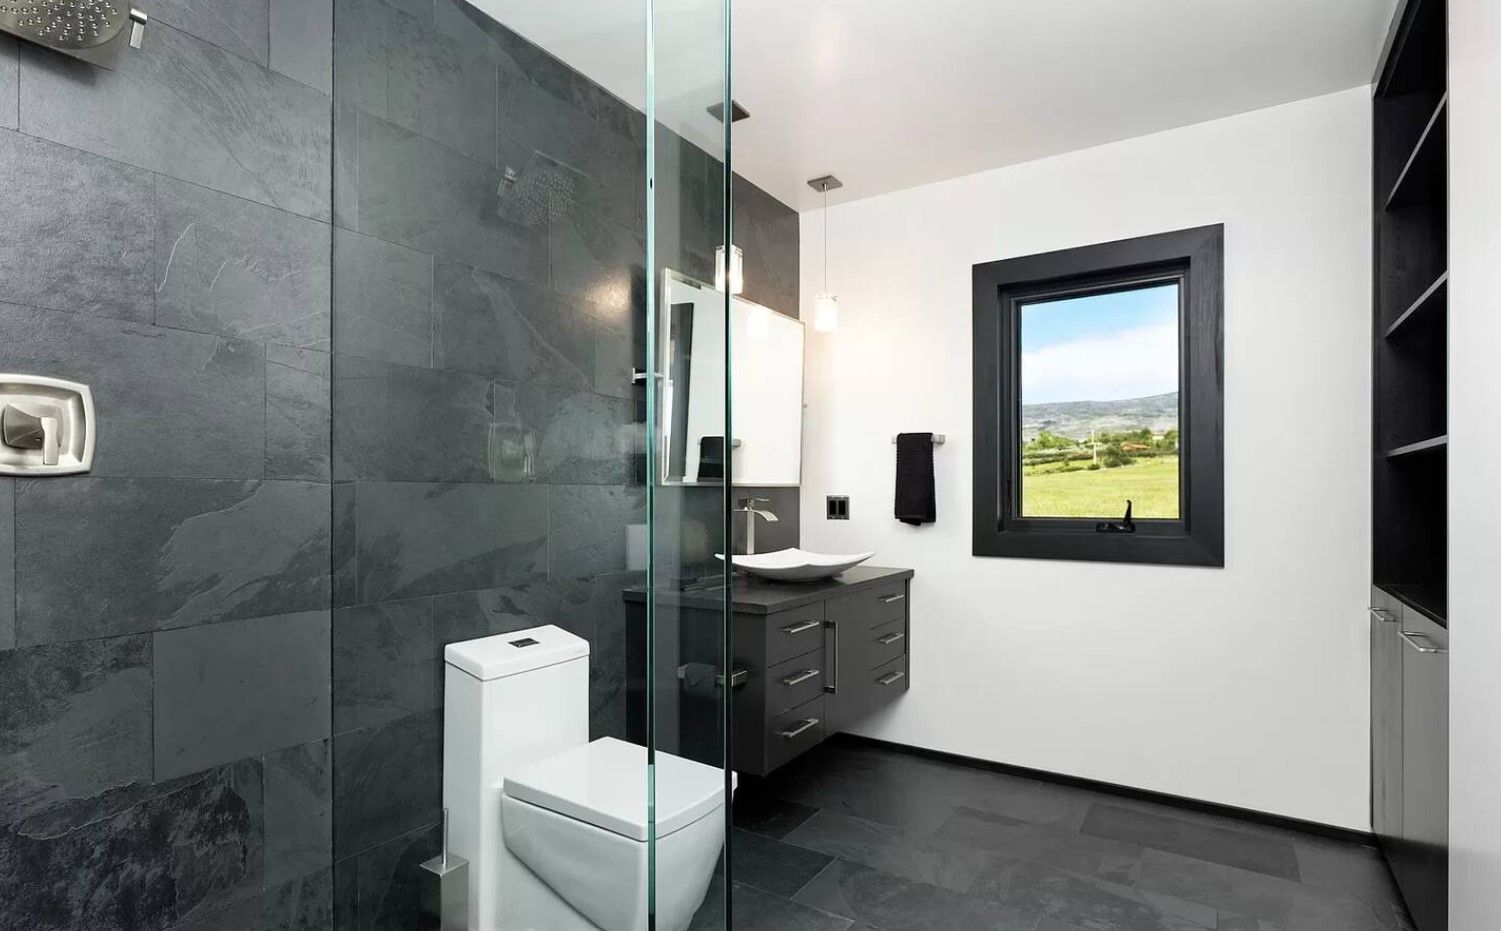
[661,269,804,486]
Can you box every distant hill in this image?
[1022,392,1178,441]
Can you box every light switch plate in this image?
[826,495,850,520]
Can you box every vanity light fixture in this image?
[714,244,744,295]
[808,175,844,332]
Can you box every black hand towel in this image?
[697,436,726,482]
[894,433,937,525]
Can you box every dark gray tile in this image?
[154,610,332,779]
[0,480,12,652]
[151,0,270,64]
[0,760,263,930]
[690,880,852,931]
[0,304,266,479]
[385,0,497,165]
[332,482,358,607]
[792,859,1037,930]
[0,635,152,827]
[432,579,588,648]
[548,209,644,312]
[0,35,15,131]
[21,24,332,221]
[271,0,333,94]
[733,787,819,840]
[267,345,333,481]
[549,484,644,580]
[1137,849,1391,931]
[170,867,335,931]
[1293,839,1403,922]
[526,384,635,485]
[333,711,440,858]
[731,828,834,898]
[932,806,1144,885]
[1082,803,1301,881]
[334,598,435,733]
[264,739,334,888]
[774,772,960,839]
[332,101,359,230]
[786,810,993,893]
[0,130,157,322]
[333,227,433,367]
[333,354,499,483]
[734,177,800,318]
[969,857,1213,931]
[432,261,597,389]
[15,478,330,645]
[343,820,442,930]
[352,109,547,284]
[354,481,547,603]
[583,571,638,741]
[1215,918,1285,931]
[155,177,332,349]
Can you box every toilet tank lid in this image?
[445,625,588,681]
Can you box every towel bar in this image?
[891,435,946,445]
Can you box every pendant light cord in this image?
[822,182,829,293]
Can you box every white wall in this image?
[1447,0,1501,922]
[799,87,1373,829]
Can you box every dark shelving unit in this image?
[1373,0,1449,626]
[1370,4,1450,931]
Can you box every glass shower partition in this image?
[327,0,732,927]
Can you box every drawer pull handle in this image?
[879,593,906,604]
[877,670,906,686]
[1398,630,1447,655]
[781,620,820,635]
[781,669,820,687]
[1367,607,1398,623]
[780,718,820,739]
[876,632,905,645]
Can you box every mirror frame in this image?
[659,267,805,488]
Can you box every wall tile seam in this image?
[329,813,443,875]
[144,3,274,74]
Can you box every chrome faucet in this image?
[735,497,780,555]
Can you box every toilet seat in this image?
[500,738,733,931]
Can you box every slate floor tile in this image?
[732,786,819,840]
[731,828,835,898]
[970,856,1215,931]
[1082,803,1301,881]
[786,809,993,893]
[933,805,1145,885]
[793,859,1039,930]
[690,879,852,931]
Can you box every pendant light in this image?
[809,175,843,332]
[714,244,744,295]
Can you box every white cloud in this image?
[1022,323,1178,404]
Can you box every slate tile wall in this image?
[0,2,336,928]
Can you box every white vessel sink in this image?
[717,548,875,582]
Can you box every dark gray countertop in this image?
[622,565,913,614]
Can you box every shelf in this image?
[1376,581,1448,627]
[1385,435,1448,459]
[1385,94,1447,211]
[1384,272,1447,339]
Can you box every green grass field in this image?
[1022,456,1180,519]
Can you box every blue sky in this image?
[1021,283,1180,405]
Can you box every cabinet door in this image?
[1369,590,1404,855]
[1396,611,1448,931]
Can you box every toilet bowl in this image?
[443,626,731,931]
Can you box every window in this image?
[972,226,1224,566]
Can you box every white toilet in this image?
[443,625,732,931]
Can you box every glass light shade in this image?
[714,244,744,295]
[814,292,839,332]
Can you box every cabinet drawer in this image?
[866,654,909,711]
[766,649,826,717]
[867,617,908,670]
[767,695,826,771]
[829,580,908,631]
[766,603,826,666]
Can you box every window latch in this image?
[1096,500,1136,534]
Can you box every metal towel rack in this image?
[891,435,946,445]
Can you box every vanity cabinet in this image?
[625,566,913,777]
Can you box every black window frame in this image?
[972,225,1225,567]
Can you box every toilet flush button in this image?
[0,375,95,476]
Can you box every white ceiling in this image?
[477,0,1398,212]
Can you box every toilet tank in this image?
[443,625,589,931]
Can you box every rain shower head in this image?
[0,1,148,69]
[496,151,592,230]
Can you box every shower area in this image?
[0,0,799,928]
